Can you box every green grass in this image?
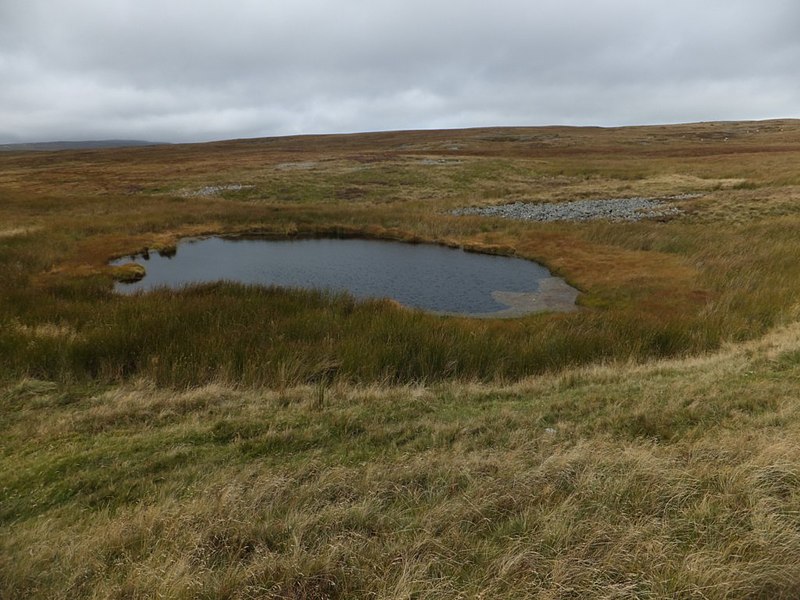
[5,324,800,598]
[0,282,652,386]
[1,198,796,389]
[4,120,800,597]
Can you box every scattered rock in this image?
[452,195,700,223]
[274,161,318,171]
[418,158,463,166]
[182,184,254,197]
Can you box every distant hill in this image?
[0,140,164,152]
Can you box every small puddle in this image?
[110,237,578,317]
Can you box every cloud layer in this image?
[2,0,798,142]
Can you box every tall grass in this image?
[4,126,800,387]
[2,280,718,387]
[5,322,800,598]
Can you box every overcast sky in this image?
[1,0,798,143]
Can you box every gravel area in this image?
[452,194,699,222]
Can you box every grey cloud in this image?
[1,0,798,143]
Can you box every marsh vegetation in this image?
[3,120,800,598]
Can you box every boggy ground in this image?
[3,119,800,597]
[2,119,800,386]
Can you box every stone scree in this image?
[452,195,699,222]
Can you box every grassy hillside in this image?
[0,140,163,152]
[2,120,800,597]
[5,325,800,598]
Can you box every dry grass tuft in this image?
[0,226,41,238]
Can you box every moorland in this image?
[3,120,800,598]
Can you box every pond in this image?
[111,237,579,317]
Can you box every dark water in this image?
[112,237,559,315]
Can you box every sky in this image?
[1,0,798,143]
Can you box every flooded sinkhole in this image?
[111,237,578,317]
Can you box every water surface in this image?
[111,237,577,316]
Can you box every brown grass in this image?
[3,120,800,383]
[6,323,800,598]
[4,119,800,596]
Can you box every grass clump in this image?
[109,262,145,283]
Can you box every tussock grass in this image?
[5,324,800,598]
[0,279,730,387]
